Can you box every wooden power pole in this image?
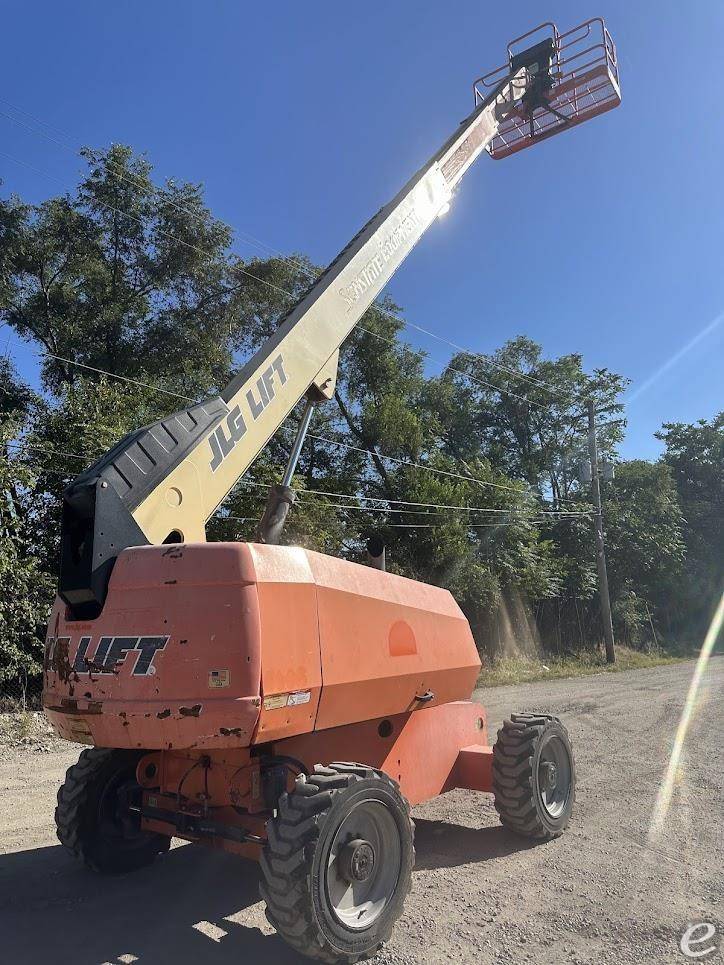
[587,400,616,663]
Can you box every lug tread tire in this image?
[260,762,414,963]
[55,747,170,874]
[492,714,575,841]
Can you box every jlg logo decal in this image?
[45,635,169,676]
[209,353,287,472]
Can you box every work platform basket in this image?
[476,18,621,160]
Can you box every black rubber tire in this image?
[55,747,171,874]
[492,713,576,840]
[260,763,415,963]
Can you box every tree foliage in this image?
[604,461,686,645]
[656,414,724,635]
[0,359,53,689]
[0,146,719,692]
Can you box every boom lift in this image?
[43,20,620,963]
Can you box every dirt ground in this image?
[1,658,722,964]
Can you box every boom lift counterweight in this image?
[44,20,620,964]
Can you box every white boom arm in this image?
[58,70,527,611]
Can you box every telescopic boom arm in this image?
[58,18,621,615]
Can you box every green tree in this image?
[3,142,718,686]
[656,413,724,637]
[434,336,628,504]
[1,145,238,397]
[20,376,167,567]
[0,359,53,693]
[604,460,686,646]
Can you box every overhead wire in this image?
[5,440,592,520]
[221,514,547,530]
[44,354,197,403]
[357,326,545,407]
[231,478,589,516]
[6,440,91,462]
[0,117,595,519]
[381,520,548,529]
[307,433,536,493]
[0,99,319,283]
[0,151,556,474]
[0,99,556,395]
[3,321,545,499]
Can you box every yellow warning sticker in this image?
[208,669,230,688]
[263,694,288,710]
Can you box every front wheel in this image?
[55,748,171,873]
[492,713,576,840]
[260,763,415,963]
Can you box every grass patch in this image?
[17,711,34,740]
[477,646,686,688]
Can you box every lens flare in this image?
[627,312,723,405]
[648,591,724,841]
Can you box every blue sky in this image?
[1,1,722,459]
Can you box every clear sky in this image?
[1,1,722,459]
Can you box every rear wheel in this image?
[260,763,414,963]
[492,713,575,840]
[55,747,171,873]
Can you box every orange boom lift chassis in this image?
[43,20,620,963]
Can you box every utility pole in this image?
[587,400,616,663]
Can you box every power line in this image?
[5,439,593,521]
[0,151,563,487]
[0,100,319,283]
[6,328,542,499]
[232,478,590,516]
[357,326,545,408]
[23,334,564,506]
[395,318,551,390]
[0,146,553,418]
[306,433,533,494]
[5,337,593,517]
[232,489,550,519]
[6,440,90,462]
[382,520,548,529]
[0,131,592,511]
[0,148,290,301]
[0,100,556,396]
[45,354,197,403]
[220,514,546,530]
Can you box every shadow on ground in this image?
[413,819,537,870]
[0,820,537,964]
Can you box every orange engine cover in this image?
[43,543,481,750]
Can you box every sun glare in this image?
[648,591,724,841]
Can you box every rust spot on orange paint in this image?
[179,704,202,717]
[55,639,73,684]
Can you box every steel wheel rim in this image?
[326,800,402,931]
[537,734,572,819]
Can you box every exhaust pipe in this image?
[366,536,386,571]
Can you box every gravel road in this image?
[1,658,722,964]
